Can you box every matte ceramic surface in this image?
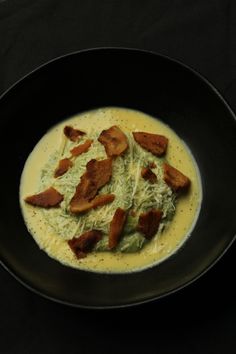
[0,48,235,308]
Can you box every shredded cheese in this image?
[39,130,176,252]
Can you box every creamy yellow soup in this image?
[20,107,202,273]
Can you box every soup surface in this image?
[20,107,202,273]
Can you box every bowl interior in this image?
[0,48,236,308]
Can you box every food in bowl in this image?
[20,107,202,272]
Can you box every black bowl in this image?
[0,48,235,308]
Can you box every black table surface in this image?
[0,1,235,353]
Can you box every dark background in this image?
[0,0,235,353]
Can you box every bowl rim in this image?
[0,46,235,309]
